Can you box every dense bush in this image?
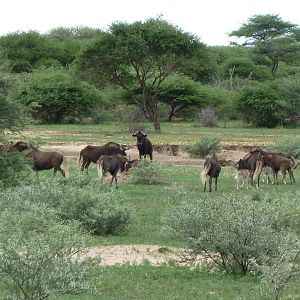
[182,136,221,158]
[163,192,300,275]
[13,67,105,123]
[0,152,32,188]
[270,137,300,159]
[237,82,286,127]
[58,186,132,235]
[3,178,133,235]
[0,197,100,299]
[129,160,164,184]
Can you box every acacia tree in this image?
[76,18,206,132]
[230,14,300,76]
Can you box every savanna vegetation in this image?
[1,13,300,300]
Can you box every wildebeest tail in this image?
[63,156,69,178]
[253,159,263,183]
[97,159,104,182]
[201,162,211,184]
[290,156,298,169]
[77,151,82,171]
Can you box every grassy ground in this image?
[5,122,300,299]
[7,121,300,147]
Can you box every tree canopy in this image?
[230,14,300,76]
[76,18,207,132]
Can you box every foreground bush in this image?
[163,192,300,275]
[0,198,100,299]
[4,176,133,235]
[0,152,32,188]
[182,136,221,158]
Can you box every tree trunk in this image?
[153,112,161,133]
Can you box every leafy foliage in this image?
[237,82,285,127]
[0,196,100,299]
[182,136,221,157]
[271,137,300,159]
[129,160,164,184]
[195,107,218,127]
[76,17,207,131]
[13,67,104,123]
[163,192,300,275]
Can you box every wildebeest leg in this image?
[149,153,153,160]
[288,169,296,184]
[203,180,207,192]
[280,169,287,184]
[215,177,218,191]
[209,177,213,192]
[57,167,66,177]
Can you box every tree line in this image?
[1,14,300,133]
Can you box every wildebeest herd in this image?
[1,130,298,190]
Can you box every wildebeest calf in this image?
[97,154,128,188]
[235,169,251,189]
[202,155,221,192]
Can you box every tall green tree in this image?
[76,18,206,132]
[0,49,27,135]
[230,14,300,76]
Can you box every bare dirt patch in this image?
[43,144,247,166]
[83,244,208,267]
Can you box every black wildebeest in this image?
[97,154,128,188]
[202,155,222,192]
[236,150,264,188]
[77,142,128,172]
[10,142,69,177]
[132,131,153,160]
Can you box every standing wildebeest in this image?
[77,142,128,172]
[236,150,264,188]
[10,142,69,177]
[263,152,296,185]
[97,154,128,188]
[132,131,153,160]
[202,155,222,192]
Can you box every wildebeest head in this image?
[132,131,147,145]
[9,141,30,152]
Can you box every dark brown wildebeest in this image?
[236,150,264,188]
[202,155,222,192]
[10,142,68,177]
[263,152,296,185]
[77,142,128,172]
[132,131,153,160]
[97,154,128,188]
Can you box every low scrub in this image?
[129,160,165,184]
[0,198,100,299]
[271,137,300,159]
[2,177,133,236]
[163,192,300,275]
[182,136,221,158]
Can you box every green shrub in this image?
[0,152,33,188]
[2,178,133,236]
[163,192,300,275]
[129,160,164,184]
[0,198,100,299]
[270,137,300,159]
[58,187,132,235]
[182,136,221,158]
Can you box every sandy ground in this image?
[81,244,209,267]
[43,144,247,166]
